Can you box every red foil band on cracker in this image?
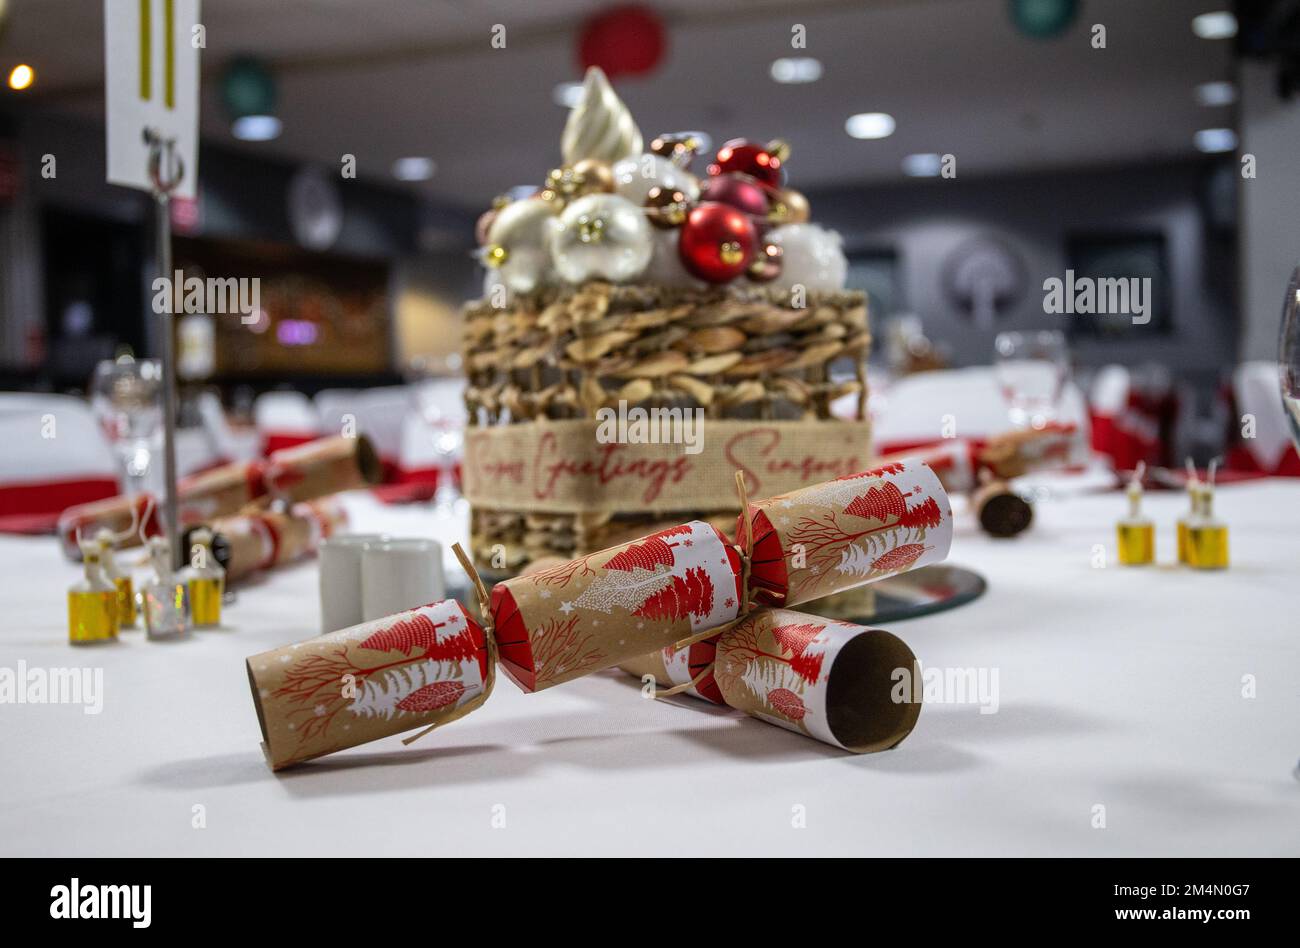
[743,459,953,608]
[58,435,379,559]
[490,520,743,693]
[246,599,490,770]
[623,608,922,753]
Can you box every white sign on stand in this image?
[104,0,201,199]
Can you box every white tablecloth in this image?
[2,482,1298,856]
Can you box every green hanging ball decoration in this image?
[221,57,276,119]
[1009,0,1078,39]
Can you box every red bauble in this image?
[700,173,770,217]
[678,203,758,283]
[708,139,782,187]
[578,6,666,79]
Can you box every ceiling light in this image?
[770,57,823,84]
[846,112,896,140]
[392,157,436,182]
[1192,12,1237,39]
[1194,128,1237,153]
[553,81,583,108]
[7,64,34,91]
[902,153,943,177]
[231,115,282,141]
[1195,81,1236,106]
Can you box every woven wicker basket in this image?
[463,280,872,602]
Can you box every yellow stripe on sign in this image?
[164,0,175,109]
[139,0,152,101]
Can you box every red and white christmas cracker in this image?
[744,458,953,608]
[58,435,380,559]
[623,609,922,753]
[491,520,743,693]
[247,599,491,770]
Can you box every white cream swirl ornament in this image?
[561,66,644,166]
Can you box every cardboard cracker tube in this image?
[743,459,953,609]
[713,609,922,752]
[624,608,922,753]
[263,435,382,502]
[490,520,743,693]
[246,599,490,770]
[195,498,348,583]
[58,436,379,560]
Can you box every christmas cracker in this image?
[490,520,743,693]
[744,458,953,608]
[58,435,381,559]
[205,498,348,583]
[622,608,923,753]
[879,423,1078,495]
[247,598,492,770]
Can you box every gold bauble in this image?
[572,158,615,194]
[768,187,811,225]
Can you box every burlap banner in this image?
[463,419,873,514]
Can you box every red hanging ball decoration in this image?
[700,173,770,218]
[678,202,758,283]
[708,139,782,187]
[578,5,667,79]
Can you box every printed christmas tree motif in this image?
[357,612,446,655]
[572,565,676,615]
[837,541,929,579]
[771,622,822,656]
[784,485,940,598]
[631,567,715,622]
[844,482,908,522]
[349,659,460,720]
[532,614,604,686]
[767,687,808,721]
[274,607,484,744]
[797,466,908,511]
[395,680,466,713]
[770,621,827,684]
[869,542,929,573]
[602,524,694,573]
[715,616,823,712]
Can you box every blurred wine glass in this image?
[91,354,163,495]
[407,353,467,515]
[994,330,1069,429]
[1280,265,1300,453]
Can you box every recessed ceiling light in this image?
[231,115,282,141]
[7,64,34,91]
[1195,80,1237,106]
[902,153,943,177]
[553,81,583,108]
[1194,128,1237,153]
[1192,11,1237,39]
[392,157,436,182]
[846,112,896,140]
[770,57,823,84]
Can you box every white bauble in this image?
[549,193,653,284]
[485,198,560,294]
[612,154,701,207]
[641,229,707,289]
[766,223,847,293]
